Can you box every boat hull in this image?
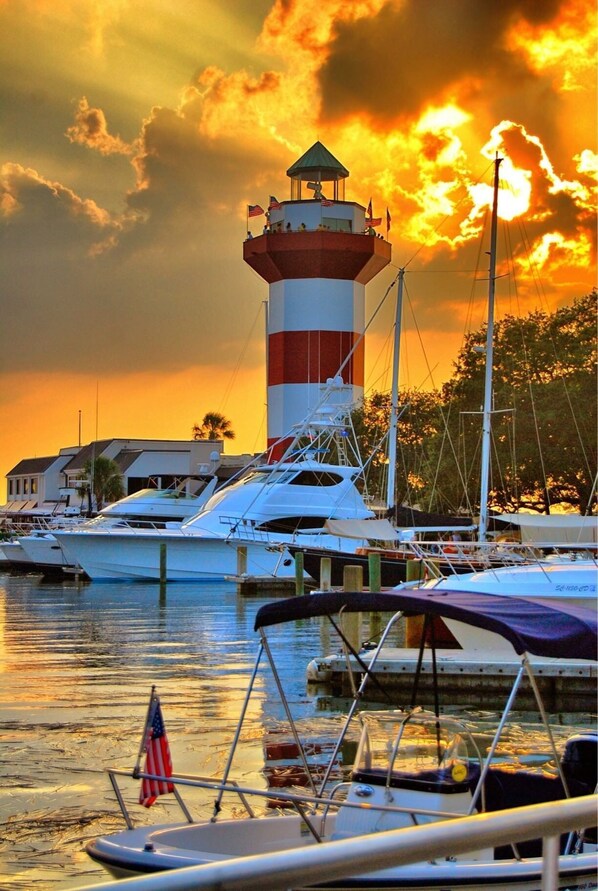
[55,529,298,581]
[87,816,598,889]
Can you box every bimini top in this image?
[254,589,598,661]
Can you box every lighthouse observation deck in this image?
[244,199,391,284]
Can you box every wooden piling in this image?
[367,552,381,641]
[294,550,304,596]
[237,546,248,576]
[319,557,332,591]
[342,565,363,651]
[159,543,167,585]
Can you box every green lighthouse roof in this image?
[286,141,349,180]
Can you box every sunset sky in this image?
[1,0,596,501]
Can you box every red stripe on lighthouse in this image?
[268,330,364,387]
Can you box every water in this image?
[0,572,595,890]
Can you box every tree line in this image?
[353,290,597,516]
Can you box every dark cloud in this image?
[0,94,288,378]
[318,0,564,131]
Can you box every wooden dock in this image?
[307,647,598,712]
[226,574,316,597]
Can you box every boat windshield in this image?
[240,469,297,486]
[355,711,477,781]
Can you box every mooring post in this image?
[237,545,248,576]
[159,543,167,585]
[368,552,382,642]
[294,550,304,596]
[319,557,332,591]
[342,564,363,652]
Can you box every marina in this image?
[1,570,596,889]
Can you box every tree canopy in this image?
[192,411,235,441]
[355,291,597,516]
[79,456,125,512]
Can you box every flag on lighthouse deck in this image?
[248,204,264,218]
[321,198,334,207]
[366,198,373,218]
[268,196,281,210]
[139,692,174,808]
[386,208,391,232]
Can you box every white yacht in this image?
[54,393,377,582]
[18,476,218,576]
[54,457,375,581]
[399,553,597,653]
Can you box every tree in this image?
[352,388,443,508]
[192,412,235,442]
[428,291,597,514]
[78,456,125,513]
[353,291,597,515]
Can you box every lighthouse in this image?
[243,142,391,459]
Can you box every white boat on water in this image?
[54,390,377,582]
[87,589,597,888]
[16,476,219,576]
[398,553,597,653]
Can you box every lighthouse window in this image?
[322,217,352,233]
[291,471,343,487]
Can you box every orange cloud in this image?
[66,97,133,156]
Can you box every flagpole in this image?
[133,685,156,777]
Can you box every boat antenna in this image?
[478,154,503,541]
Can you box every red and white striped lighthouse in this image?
[244,142,391,459]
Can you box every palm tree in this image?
[192,412,235,442]
[78,456,125,512]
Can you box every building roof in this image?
[287,141,349,180]
[61,440,114,473]
[7,456,61,475]
[112,449,143,472]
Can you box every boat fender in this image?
[306,659,332,682]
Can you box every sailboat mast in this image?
[478,156,502,541]
[386,268,404,519]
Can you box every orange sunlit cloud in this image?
[0,0,596,500]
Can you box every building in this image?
[244,141,391,459]
[2,438,231,518]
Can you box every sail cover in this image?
[324,518,399,540]
[254,589,597,661]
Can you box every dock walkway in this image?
[307,647,597,712]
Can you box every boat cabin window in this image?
[239,470,296,486]
[256,516,328,533]
[290,471,344,487]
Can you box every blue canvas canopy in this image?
[254,589,598,661]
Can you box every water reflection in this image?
[0,572,595,890]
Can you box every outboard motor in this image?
[562,733,597,791]
[561,733,597,848]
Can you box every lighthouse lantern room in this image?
[243,142,391,460]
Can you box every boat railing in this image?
[219,516,272,542]
[104,767,498,833]
[402,538,597,578]
[75,793,597,891]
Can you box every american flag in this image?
[386,207,391,232]
[248,204,264,217]
[366,198,372,218]
[320,198,334,207]
[268,195,281,210]
[139,693,174,808]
